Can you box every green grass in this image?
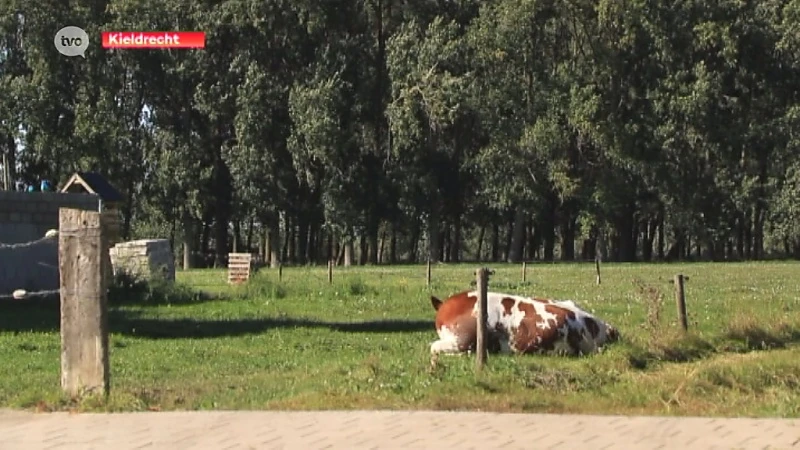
[1,261,800,417]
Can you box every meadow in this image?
[1,261,799,417]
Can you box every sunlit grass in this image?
[1,261,799,417]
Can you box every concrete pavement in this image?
[1,409,798,449]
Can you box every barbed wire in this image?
[0,289,61,300]
[0,229,110,251]
[1,229,61,300]
[0,230,59,249]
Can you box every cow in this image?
[429,290,619,356]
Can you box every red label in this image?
[101,32,205,49]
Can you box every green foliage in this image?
[2,0,800,264]
[108,271,210,306]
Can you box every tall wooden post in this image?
[674,274,688,331]
[328,260,333,284]
[475,267,490,371]
[59,208,110,397]
[522,261,527,282]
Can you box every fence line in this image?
[0,229,59,249]
[0,229,59,300]
[0,289,61,300]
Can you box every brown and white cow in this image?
[430,290,619,356]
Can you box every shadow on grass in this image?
[626,323,800,370]
[720,321,800,352]
[108,315,433,339]
[0,296,432,338]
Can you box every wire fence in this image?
[0,229,58,250]
[177,260,613,297]
[0,289,60,300]
[0,229,61,301]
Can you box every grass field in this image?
[1,261,799,417]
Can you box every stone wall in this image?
[109,239,176,282]
[0,191,101,245]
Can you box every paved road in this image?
[1,409,798,449]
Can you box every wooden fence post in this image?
[426,259,432,287]
[278,263,283,282]
[522,261,527,283]
[674,274,688,331]
[328,260,333,284]
[475,267,491,371]
[59,208,110,397]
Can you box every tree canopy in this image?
[2,0,799,265]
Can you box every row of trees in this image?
[2,0,800,267]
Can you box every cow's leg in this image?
[430,325,467,355]
[430,338,462,355]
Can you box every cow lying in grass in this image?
[429,290,619,356]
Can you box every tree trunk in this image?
[449,215,461,263]
[525,222,535,260]
[201,219,212,267]
[504,213,514,261]
[657,213,665,260]
[232,221,240,253]
[246,217,255,251]
[581,232,596,260]
[283,215,293,264]
[213,153,231,268]
[685,235,692,260]
[269,217,280,268]
[121,177,134,241]
[378,228,387,263]
[409,217,420,263]
[440,225,449,262]
[214,216,228,267]
[327,229,334,262]
[507,206,526,263]
[560,213,576,261]
[389,221,397,264]
[295,214,307,265]
[642,219,655,262]
[539,191,557,261]
[260,226,268,263]
[491,221,500,262]
[754,205,765,260]
[597,228,606,262]
[183,209,194,270]
[744,211,752,259]
[476,225,485,261]
[368,222,379,265]
[736,213,745,259]
[427,207,441,263]
[344,235,354,267]
[614,206,637,262]
[530,224,541,260]
[308,222,317,264]
[359,231,368,265]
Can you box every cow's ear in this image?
[431,296,443,311]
